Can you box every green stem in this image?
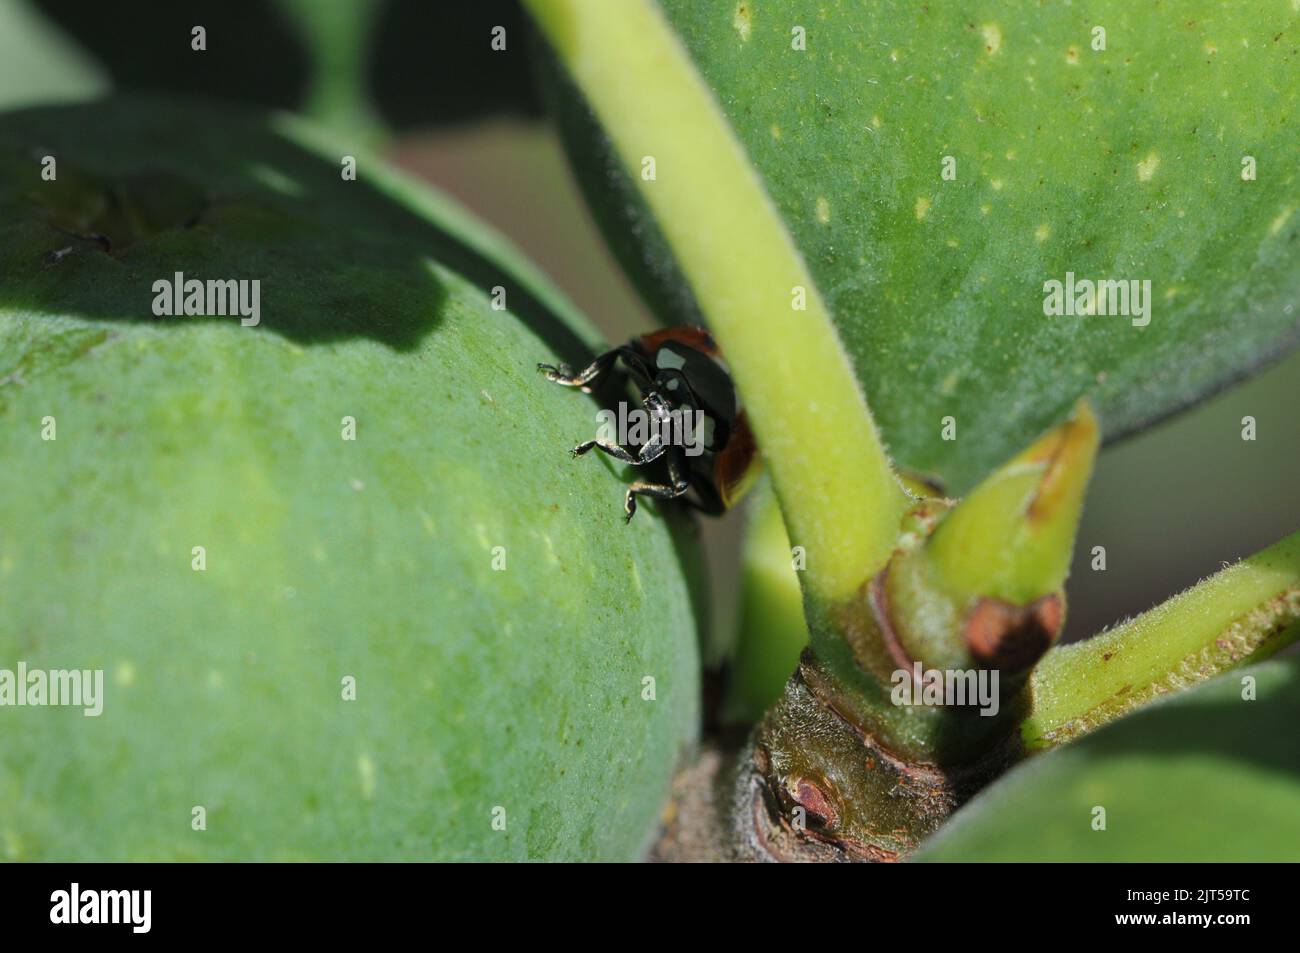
[1022,528,1300,751]
[728,477,810,722]
[525,0,907,600]
[277,0,383,140]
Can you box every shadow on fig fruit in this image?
[1,98,591,367]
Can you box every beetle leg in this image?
[573,432,667,465]
[571,438,638,463]
[538,346,655,393]
[630,390,675,464]
[537,351,615,391]
[571,386,674,464]
[634,434,668,464]
[623,452,690,523]
[624,481,688,522]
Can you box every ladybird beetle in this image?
[539,326,760,522]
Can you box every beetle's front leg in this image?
[538,345,655,393]
[537,349,618,392]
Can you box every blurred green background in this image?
[3,0,1296,664]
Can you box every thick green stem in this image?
[1022,528,1300,751]
[525,0,907,600]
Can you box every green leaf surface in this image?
[0,96,699,860]
[545,0,1300,492]
[916,657,1300,861]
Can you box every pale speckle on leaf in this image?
[981,24,1002,55]
[733,3,752,42]
[1269,206,1294,236]
[358,754,377,800]
[1136,153,1160,182]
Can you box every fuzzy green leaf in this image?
[543,0,1300,492]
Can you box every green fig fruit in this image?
[0,96,700,861]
